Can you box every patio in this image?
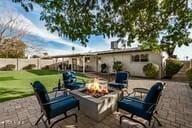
[0,78,192,128]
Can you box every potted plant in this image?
[113,61,123,72]
[101,63,107,73]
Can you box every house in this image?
[50,48,168,79]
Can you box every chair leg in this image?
[42,117,49,128]
[153,115,162,126]
[50,113,78,128]
[74,113,78,122]
[54,91,57,97]
[130,114,134,118]
[78,104,80,110]
[120,115,147,128]
[35,113,44,125]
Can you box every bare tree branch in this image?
[0,12,30,42]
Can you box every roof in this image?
[47,48,151,58]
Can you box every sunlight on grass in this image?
[0,70,90,102]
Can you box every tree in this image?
[0,12,29,58]
[0,13,29,42]
[0,38,26,58]
[25,43,46,58]
[13,0,192,56]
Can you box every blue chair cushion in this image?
[115,72,128,83]
[144,82,163,105]
[63,71,85,90]
[49,96,79,118]
[108,82,127,89]
[118,97,151,120]
[50,95,74,102]
[65,82,85,90]
[32,81,50,103]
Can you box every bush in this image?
[23,64,36,70]
[143,63,159,78]
[42,65,50,70]
[186,68,192,80]
[0,64,16,71]
[165,58,183,78]
[186,68,192,87]
[113,61,123,72]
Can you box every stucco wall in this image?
[0,58,55,70]
[58,51,168,78]
[97,51,166,78]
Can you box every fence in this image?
[0,58,60,70]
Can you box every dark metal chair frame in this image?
[118,82,166,128]
[31,83,80,128]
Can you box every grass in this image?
[0,70,90,102]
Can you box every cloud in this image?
[0,1,92,54]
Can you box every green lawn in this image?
[0,70,90,102]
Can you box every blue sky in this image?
[0,0,192,60]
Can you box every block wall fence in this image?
[0,58,62,70]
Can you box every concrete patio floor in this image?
[0,78,192,128]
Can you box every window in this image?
[85,57,90,62]
[140,54,148,62]
[132,54,149,62]
[132,55,140,62]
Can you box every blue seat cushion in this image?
[118,97,151,120]
[65,82,85,90]
[108,82,127,89]
[50,95,74,102]
[115,72,128,83]
[49,97,79,118]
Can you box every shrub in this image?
[23,64,36,70]
[113,61,123,72]
[42,65,50,70]
[143,63,159,78]
[165,58,183,78]
[0,64,16,71]
[186,68,192,80]
[186,68,192,87]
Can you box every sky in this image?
[0,0,192,60]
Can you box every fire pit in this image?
[81,78,113,98]
[70,78,122,121]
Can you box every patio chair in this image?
[108,72,128,89]
[31,81,80,128]
[117,82,165,128]
[63,71,85,90]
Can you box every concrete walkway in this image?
[0,79,192,128]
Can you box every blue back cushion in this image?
[63,71,76,83]
[115,72,128,83]
[144,82,163,104]
[32,81,50,104]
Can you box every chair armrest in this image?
[122,88,129,96]
[124,97,153,105]
[43,96,74,106]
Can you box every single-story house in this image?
[50,48,168,78]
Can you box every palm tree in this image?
[72,46,75,54]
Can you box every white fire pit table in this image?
[70,87,123,122]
